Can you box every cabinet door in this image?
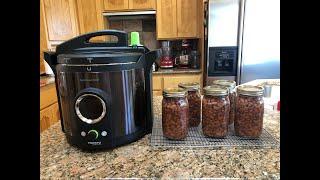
[153,90,162,96]
[40,84,58,110]
[42,0,79,41]
[104,0,128,11]
[156,0,177,39]
[40,103,60,133]
[152,75,162,90]
[176,0,198,38]
[163,74,201,89]
[40,0,48,74]
[129,0,156,10]
[40,107,53,133]
[76,0,105,42]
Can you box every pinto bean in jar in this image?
[178,82,201,127]
[235,85,264,138]
[202,86,229,138]
[162,88,189,140]
[212,80,236,125]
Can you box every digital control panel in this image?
[208,46,238,76]
[80,129,108,141]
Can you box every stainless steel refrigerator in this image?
[206,0,280,85]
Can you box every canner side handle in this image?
[145,49,161,133]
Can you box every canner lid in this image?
[57,51,143,64]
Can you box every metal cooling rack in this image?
[150,116,279,149]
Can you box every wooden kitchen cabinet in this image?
[40,83,60,133]
[40,106,52,133]
[152,76,163,90]
[76,0,105,42]
[41,0,79,43]
[156,0,177,39]
[129,0,156,10]
[152,73,202,96]
[156,0,199,39]
[40,102,60,133]
[104,0,155,11]
[104,0,129,11]
[40,0,49,74]
[40,83,58,110]
[163,74,201,89]
[176,0,198,38]
[153,90,163,96]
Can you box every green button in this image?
[130,32,141,46]
[88,129,99,139]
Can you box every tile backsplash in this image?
[108,19,159,50]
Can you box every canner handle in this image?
[55,30,128,54]
[144,49,161,133]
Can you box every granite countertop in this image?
[153,68,202,75]
[40,80,280,179]
[40,75,55,87]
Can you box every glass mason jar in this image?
[202,86,230,138]
[178,82,201,127]
[212,80,236,125]
[162,88,189,140]
[235,85,264,138]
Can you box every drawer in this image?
[163,74,201,89]
[40,106,53,133]
[152,75,162,90]
[40,102,60,133]
[40,83,58,110]
[153,90,163,96]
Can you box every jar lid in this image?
[212,80,236,90]
[163,88,187,97]
[203,86,228,96]
[237,85,264,96]
[178,82,200,91]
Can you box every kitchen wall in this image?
[109,19,159,50]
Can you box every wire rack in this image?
[150,116,279,149]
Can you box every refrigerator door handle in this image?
[236,0,246,85]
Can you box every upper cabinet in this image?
[176,0,198,38]
[156,0,199,40]
[104,0,155,11]
[76,0,105,41]
[129,0,156,10]
[40,1,48,74]
[104,0,128,11]
[42,0,79,43]
[156,0,177,39]
[41,0,106,51]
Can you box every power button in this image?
[87,129,99,140]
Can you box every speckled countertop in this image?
[40,80,280,179]
[153,68,202,75]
